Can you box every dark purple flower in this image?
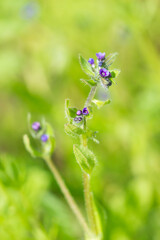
[99,68,111,78]
[82,107,89,115]
[74,116,82,122]
[76,110,82,116]
[96,52,105,60]
[32,122,41,131]
[41,134,48,142]
[88,58,94,65]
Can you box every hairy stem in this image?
[82,86,99,236]
[44,156,91,236]
[85,86,97,107]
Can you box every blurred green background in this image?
[0,0,160,239]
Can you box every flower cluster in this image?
[74,107,89,122]
[32,122,48,142]
[88,52,113,87]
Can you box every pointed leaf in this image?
[80,78,97,87]
[42,123,56,156]
[65,99,70,122]
[68,107,78,118]
[73,144,97,174]
[92,99,111,109]
[92,197,108,240]
[64,123,84,138]
[110,69,121,78]
[23,134,41,158]
[79,55,95,77]
[105,52,118,64]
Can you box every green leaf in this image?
[79,55,95,77]
[73,145,97,174]
[64,123,84,138]
[110,69,121,78]
[92,99,111,109]
[80,78,97,87]
[92,197,108,240]
[65,99,70,122]
[23,134,41,158]
[68,107,78,118]
[105,52,118,67]
[42,123,56,156]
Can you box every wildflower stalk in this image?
[44,155,91,236]
[82,86,99,236]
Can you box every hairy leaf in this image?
[79,55,95,77]
[23,134,41,158]
[110,69,121,78]
[73,145,96,174]
[64,123,84,138]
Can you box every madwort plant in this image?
[23,52,120,240]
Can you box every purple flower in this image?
[82,107,89,115]
[96,52,105,60]
[76,110,82,116]
[88,58,94,65]
[32,122,41,131]
[41,134,48,142]
[99,68,111,78]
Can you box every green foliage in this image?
[23,134,41,158]
[92,99,111,109]
[1,0,160,239]
[81,78,97,87]
[64,123,84,138]
[79,55,95,77]
[73,144,97,174]
[110,69,121,78]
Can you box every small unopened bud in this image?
[76,110,82,116]
[32,122,41,131]
[41,134,48,142]
[74,116,83,122]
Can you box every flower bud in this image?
[76,110,82,116]
[41,134,48,142]
[32,122,41,131]
[106,79,112,87]
[74,116,83,122]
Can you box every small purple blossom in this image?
[32,122,41,131]
[88,58,94,65]
[99,68,111,78]
[82,107,89,115]
[96,52,105,60]
[41,134,49,142]
[76,110,82,116]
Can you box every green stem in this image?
[85,86,97,107]
[44,156,91,236]
[82,86,99,236]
